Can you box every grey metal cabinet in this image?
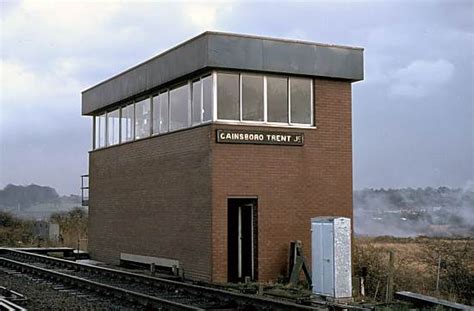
[311,217,352,298]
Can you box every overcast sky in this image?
[1,0,473,195]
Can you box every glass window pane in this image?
[92,118,95,149]
[96,113,106,148]
[169,84,189,131]
[242,74,264,121]
[202,75,213,122]
[267,76,288,123]
[135,98,151,139]
[152,94,160,135]
[159,92,169,133]
[107,109,120,146]
[192,80,201,125]
[290,78,312,124]
[94,116,99,149]
[217,73,239,120]
[121,104,134,143]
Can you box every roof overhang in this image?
[82,31,364,115]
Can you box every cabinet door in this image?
[321,222,334,296]
[312,222,334,296]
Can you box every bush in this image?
[354,237,473,305]
[0,212,34,246]
[353,242,387,300]
[420,239,473,305]
[50,207,88,250]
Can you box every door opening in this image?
[228,198,258,283]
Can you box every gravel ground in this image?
[0,267,141,310]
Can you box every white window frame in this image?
[214,70,314,128]
[265,74,289,125]
[134,96,152,140]
[288,77,314,127]
[106,107,121,147]
[92,70,315,151]
[120,102,135,144]
[240,73,265,124]
[214,71,241,123]
[191,78,203,126]
[95,112,107,149]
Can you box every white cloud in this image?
[1,0,123,49]
[183,2,233,30]
[0,59,82,128]
[389,59,455,98]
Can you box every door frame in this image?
[227,197,258,282]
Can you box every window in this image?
[216,72,312,126]
[267,76,288,123]
[135,98,151,139]
[242,74,264,121]
[202,75,213,122]
[217,73,239,120]
[192,79,201,125]
[91,71,313,151]
[152,94,160,135]
[159,92,169,133]
[290,77,312,124]
[107,109,120,146]
[169,84,189,131]
[152,91,169,135]
[121,104,134,143]
[95,113,106,148]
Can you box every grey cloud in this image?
[0,1,472,195]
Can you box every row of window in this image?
[94,71,313,149]
[217,73,313,125]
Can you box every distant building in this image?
[82,32,364,282]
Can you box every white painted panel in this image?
[334,217,352,298]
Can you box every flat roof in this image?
[82,31,364,115]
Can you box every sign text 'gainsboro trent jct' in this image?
[216,129,304,146]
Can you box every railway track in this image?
[0,249,325,310]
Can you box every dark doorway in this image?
[228,198,258,283]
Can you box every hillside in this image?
[0,184,82,220]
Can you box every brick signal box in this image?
[82,32,364,282]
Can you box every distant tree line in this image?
[0,184,81,210]
[0,184,59,208]
[354,186,474,211]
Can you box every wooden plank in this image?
[120,253,180,268]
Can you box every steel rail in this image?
[0,249,321,310]
[0,257,203,311]
[0,299,27,311]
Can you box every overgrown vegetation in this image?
[0,208,88,250]
[50,207,88,250]
[0,212,34,246]
[353,236,473,305]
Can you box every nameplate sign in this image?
[216,129,304,146]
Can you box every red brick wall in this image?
[210,78,353,282]
[88,77,353,283]
[88,126,213,280]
